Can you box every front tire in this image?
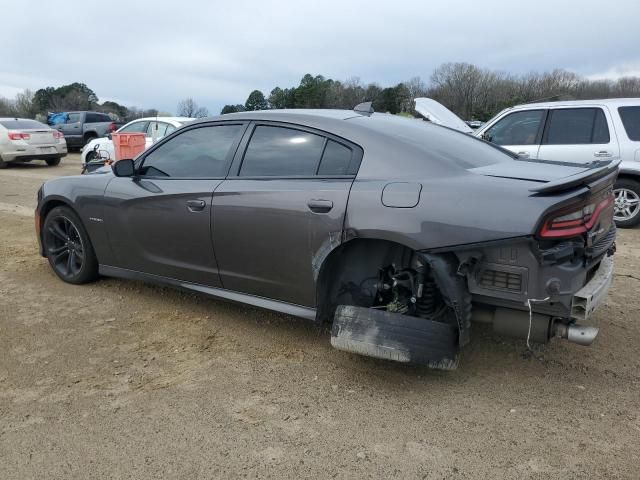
[42,206,98,284]
[613,178,640,228]
[46,158,61,167]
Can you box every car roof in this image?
[126,116,194,124]
[508,97,640,110]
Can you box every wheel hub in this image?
[613,187,640,221]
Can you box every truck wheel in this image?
[613,178,640,228]
[83,134,97,147]
[42,206,99,284]
[46,158,61,167]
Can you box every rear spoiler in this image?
[529,160,620,194]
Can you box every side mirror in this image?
[112,159,135,177]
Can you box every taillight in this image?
[53,131,64,139]
[538,192,614,238]
[8,132,30,140]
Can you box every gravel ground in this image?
[1,154,639,479]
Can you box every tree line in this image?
[224,63,640,120]
[2,63,639,123]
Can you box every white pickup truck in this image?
[415,98,640,227]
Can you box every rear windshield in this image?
[0,119,48,130]
[618,106,640,141]
[352,114,516,169]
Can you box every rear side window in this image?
[139,125,243,178]
[67,113,81,123]
[120,121,148,133]
[618,106,640,141]
[544,108,610,145]
[483,110,545,146]
[240,126,325,176]
[0,119,48,129]
[318,140,353,175]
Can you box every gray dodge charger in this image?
[36,107,618,368]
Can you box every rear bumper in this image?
[570,254,614,321]
[1,145,67,162]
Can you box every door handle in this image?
[517,151,530,158]
[186,199,206,212]
[307,199,333,213]
[594,151,612,158]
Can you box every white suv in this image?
[474,99,640,227]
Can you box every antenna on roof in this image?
[353,101,374,116]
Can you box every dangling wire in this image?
[524,297,550,358]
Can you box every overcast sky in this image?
[2,0,639,114]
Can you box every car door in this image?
[480,109,546,159]
[57,112,83,145]
[212,123,362,307]
[103,122,247,286]
[536,107,620,164]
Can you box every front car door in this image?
[480,109,546,159]
[102,122,247,286]
[58,112,83,147]
[212,123,362,307]
[536,107,620,164]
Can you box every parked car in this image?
[80,117,193,168]
[473,99,640,227]
[49,111,118,150]
[36,108,617,368]
[0,118,67,168]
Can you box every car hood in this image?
[413,98,473,134]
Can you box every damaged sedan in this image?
[35,106,618,368]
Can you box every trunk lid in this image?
[23,129,59,145]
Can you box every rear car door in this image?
[212,123,362,307]
[480,109,546,159]
[537,107,620,164]
[103,122,247,286]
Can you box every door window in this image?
[317,140,353,175]
[119,121,149,133]
[618,106,640,141]
[139,124,243,178]
[483,110,545,145]
[239,126,325,176]
[147,122,169,139]
[544,108,610,145]
[67,113,81,123]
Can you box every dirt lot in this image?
[1,154,639,479]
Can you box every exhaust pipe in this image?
[553,323,599,346]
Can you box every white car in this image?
[415,97,640,227]
[0,118,67,168]
[81,116,193,166]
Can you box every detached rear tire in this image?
[613,178,640,228]
[46,158,61,167]
[42,206,98,284]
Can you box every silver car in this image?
[0,118,67,168]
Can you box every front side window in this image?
[544,108,610,145]
[618,106,640,141]
[147,122,169,139]
[239,126,325,176]
[483,110,545,146]
[139,124,243,178]
[67,113,81,123]
[119,121,148,133]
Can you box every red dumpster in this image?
[111,132,146,161]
